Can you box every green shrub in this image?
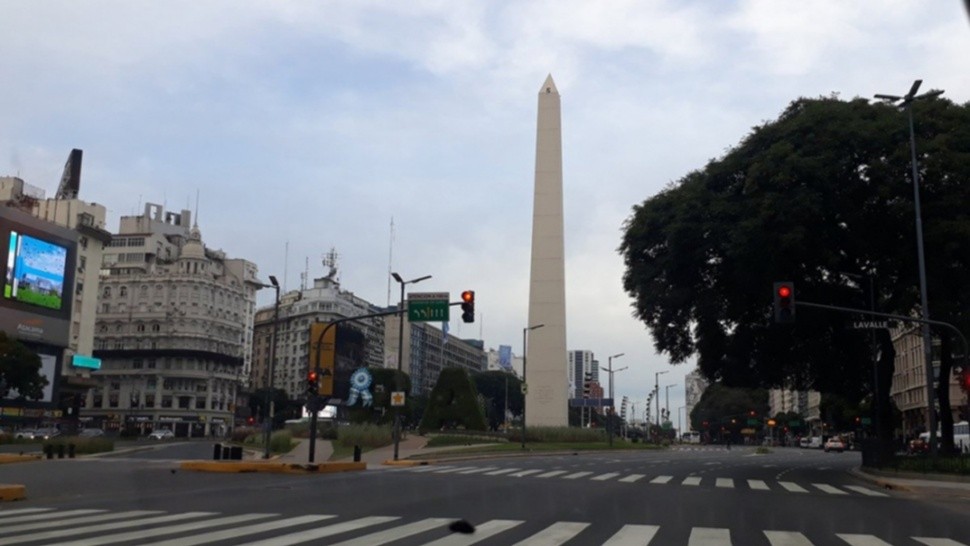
[885,455,970,475]
[426,434,507,447]
[755,446,772,454]
[336,424,393,448]
[418,368,487,434]
[269,430,295,453]
[42,437,114,455]
[232,427,258,442]
[507,426,607,443]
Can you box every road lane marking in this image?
[715,478,734,488]
[764,530,813,545]
[813,483,847,495]
[458,467,497,474]
[779,481,808,493]
[305,517,450,546]
[0,511,215,544]
[602,524,659,545]
[485,468,521,475]
[228,516,398,546]
[536,470,569,478]
[434,466,477,474]
[912,538,968,546]
[689,527,731,545]
[618,474,645,483]
[422,519,524,545]
[512,521,590,545]
[682,476,702,486]
[843,486,889,497]
[836,534,893,545]
[747,480,770,490]
[591,472,620,481]
[57,513,284,546]
[649,475,673,484]
[0,510,163,536]
[410,465,447,473]
[562,471,594,479]
[510,469,544,478]
[0,508,54,518]
[0,509,105,525]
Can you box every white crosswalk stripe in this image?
[485,467,521,475]
[0,508,105,525]
[779,481,809,493]
[410,465,447,473]
[0,510,162,536]
[619,474,646,483]
[812,483,847,495]
[715,478,734,488]
[510,469,545,478]
[682,476,702,486]
[562,471,594,479]
[458,467,498,474]
[537,470,570,478]
[650,475,674,484]
[435,466,478,474]
[0,508,965,545]
[592,472,621,481]
[843,486,889,497]
[748,479,770,490]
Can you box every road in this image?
[1,444,968,544]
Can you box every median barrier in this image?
[180,460,366,474]
[0,484,26,502]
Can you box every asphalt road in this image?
[1,445,968,545]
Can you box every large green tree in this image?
[471,370,522,430]
[0,331,48,401]
[620,95,970,450]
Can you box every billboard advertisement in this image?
[0,206,76,348]
[5,231,69,311]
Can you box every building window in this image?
[147,359,157,369]
[132,359,143,369]
[195,398,206,409]
[108,396,119,408]
[179,397,191,409]
[137,324,145,332]
[102,303,110,313]
[102,286,111,298]
[161,396,172,408]
[145,394,155,408]
[119,286,128,297]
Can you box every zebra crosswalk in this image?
[0,507,962,545]
[397,465,890,497]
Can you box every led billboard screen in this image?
[4,231,69,311]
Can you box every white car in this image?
[14,429,37,440]
[148,429,175,440]
[824,438,845,453]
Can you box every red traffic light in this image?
[461,290,474,303]
[307,371,318,382]
[777,285,791,298]
[461,290,475,323]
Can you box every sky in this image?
[2,1,969,424]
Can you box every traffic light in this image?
[773,282,795,323]
[461,290,475,323]
[960,368,970,392]
[306,370,319,397]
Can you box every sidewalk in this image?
[277,435,461,467]
[851,466,970,495]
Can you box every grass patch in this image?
[335,424,393,449]
[42,437,114,455]
[425,434,507,448]
[755,446,772,455]
[882,455,970,475]
[243,430,296,454]
[506,426,608,443]
[418,440,664,458]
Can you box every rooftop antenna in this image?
[282,241,289,292]
[194,189,200,227]
[300,256,308,291]
[323,247,339,283]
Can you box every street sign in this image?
[850,320,897,330]
[746,418,759,426]
[391,391,406,407]
[408,292,450,322]
[861,417,872,425]
[788,420,802,426]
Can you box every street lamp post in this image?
[391,272,432,461]
[665,383,678,426]
[655,371,669,427]
[876,80,944,458]
[521,323,545,450]
[260,275,280,459]
[600,353,624,447]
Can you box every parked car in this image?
[908,437,930,454]
[34,428,61,440]
[824,437,845,453]
[808,436,823,449]
[79,428,105,438]
[14,429,38,440]
[148,429,174,440]
[798,437,810,448]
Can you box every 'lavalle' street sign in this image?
[407,292,449,322]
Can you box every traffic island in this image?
[0,454,40,464]
[179,460,366,474]
[0,484,27,502]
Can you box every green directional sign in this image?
[788,420,802,427]
[861,417,872,425]
[408,292,450,322]
[747,418,759,426]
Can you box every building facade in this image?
[684,368,709,431]
[890,325,966,438]
[567,350,600,400]
[86,203,260,437]
[384,314,486,396]
[1,163,111,429]
[251,274,385,400]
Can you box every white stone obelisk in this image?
[526,74,568,427]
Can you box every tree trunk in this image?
[875,328,896,450]
[938,332,955,454]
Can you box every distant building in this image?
[88,203,260,438]
[684,368,709,431]
[251,271,385,400]
[383,314,486,396]
[0,155,111,429]
[891,325,965,438]
[567,350,599,399]
[486,346,522,377]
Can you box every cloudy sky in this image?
[2,1,968,421]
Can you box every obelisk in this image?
[526,74,568,427]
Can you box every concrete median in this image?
[0,484,26,502]
[0,454,40,464]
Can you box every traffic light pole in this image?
[796,299,969,460]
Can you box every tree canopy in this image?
[620,95,970,445]
[0,331,48,401]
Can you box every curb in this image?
[849,467,914,493]
[0,484,27,502]
[179,460,366,474]
[0,454,41,465]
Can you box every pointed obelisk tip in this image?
[540,74,559,95]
